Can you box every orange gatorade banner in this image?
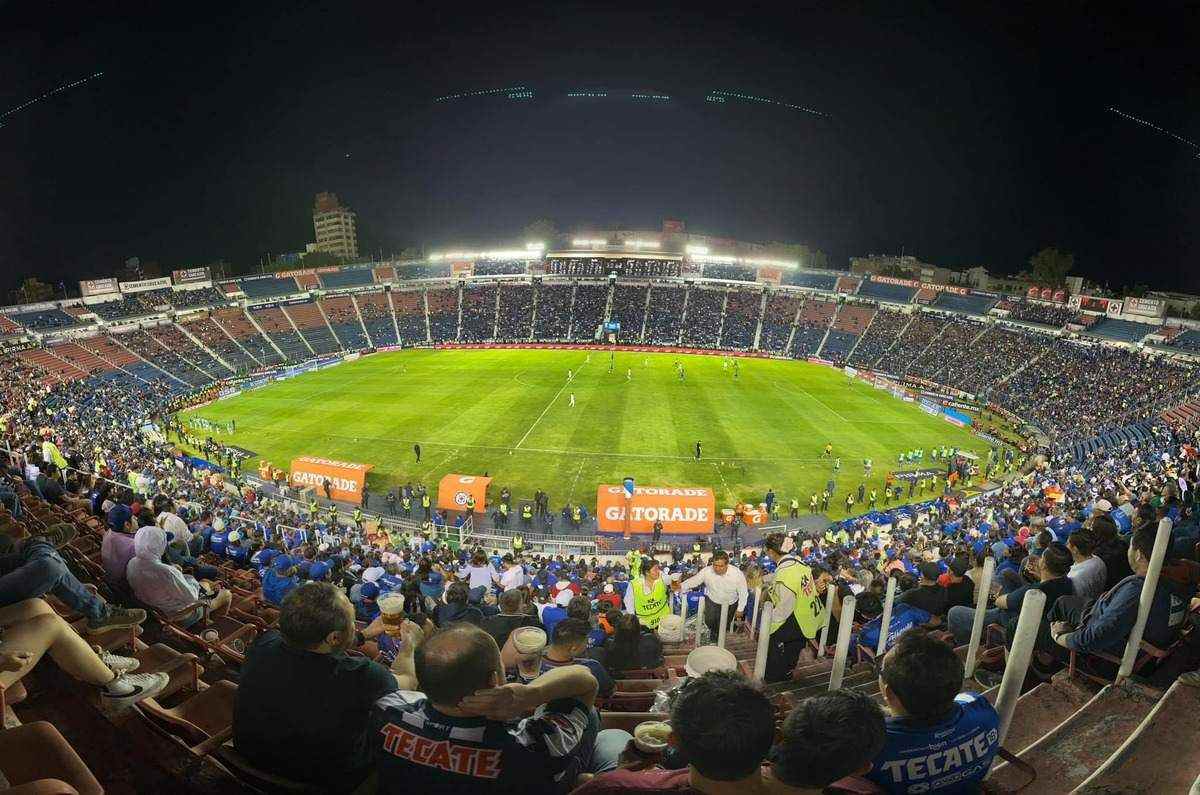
[438,473,492,513]
[596,485,716,535]
[289,456,374,505]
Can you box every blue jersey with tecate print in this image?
[867,692,1000,794]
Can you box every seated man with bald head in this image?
[370,623,630,794]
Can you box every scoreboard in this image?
[546,257,682,278]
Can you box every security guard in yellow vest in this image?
[353,507,364,529]
[625,549,641,579]
[498,501,509,527]
[520,502,533,528]
[401,494,412,516]
[466,495,476,517]
[762,532,823,683]
[421,492,431,519]
[691,539,702,556]
[511,533,524,555]
[624,558,671,630]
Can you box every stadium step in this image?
[1074,680,1200,793]
[987,681,1160,793]
[998,676,1101,757]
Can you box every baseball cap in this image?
[361,582,380,599]
[227,530,241,543]
[554,589,574,607]
[308,561,331,581]
[991,542,1009,559]
[950,557,970,576]
[603,584,614,593]
[107,504,133,532]
[273,555,295,572]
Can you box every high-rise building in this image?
[311,192,359,260]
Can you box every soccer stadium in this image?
[5,4,1200,793]
[4,235,1200,792]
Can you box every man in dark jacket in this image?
[1050,524,1186,655]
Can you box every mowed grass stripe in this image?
[185,349,989,510]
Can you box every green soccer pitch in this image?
[181,348,991,512]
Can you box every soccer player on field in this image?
[569,393,575,408]
[845,493,854,514]
[823,442,833,458]
[626,368,632,381]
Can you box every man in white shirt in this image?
[677,550,749,638]
[1066,530,1107,601]
[499,554,525,591]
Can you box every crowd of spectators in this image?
[168,286,228,310]
[7,328,1200,791]
[532,283,573,340]
[496,284,535,341]
[570,284,608,342]
[3,263,1200,795]
[680,287,724,348]
[721,289,761,350]
[922,324,1051,394]
[992,343,1198,441]
[459,285,498,343]
[904,318,985,381]
[848,308,909,368]
[1004,299,1078,327]
[643,286,687,346]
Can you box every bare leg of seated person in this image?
[0,599,168,707]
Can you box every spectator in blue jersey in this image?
[507,618,614,698]
[262,554,299,606]
[869,630,1000,793]
[207,517,229,556]
[539,586,573,637]
[853,593,931,658]
[369,623,626,794]
[417,560,445,602]
[224,531,250,566]
[356,582,381,622]
[251,546,277,575]
[768,689,888,792]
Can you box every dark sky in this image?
[2,2,1198,295]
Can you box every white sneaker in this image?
[100,671,170,710]
[99,651,140,676]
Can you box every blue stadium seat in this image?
[786,271,838,291]
[319,269,374,289]
[1084,318,1155,343]
[239,277,300,298]
[932,292,998,316]
[857,281,917,304]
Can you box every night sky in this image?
[2,2,1197,295]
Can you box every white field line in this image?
[512,355,591,450]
